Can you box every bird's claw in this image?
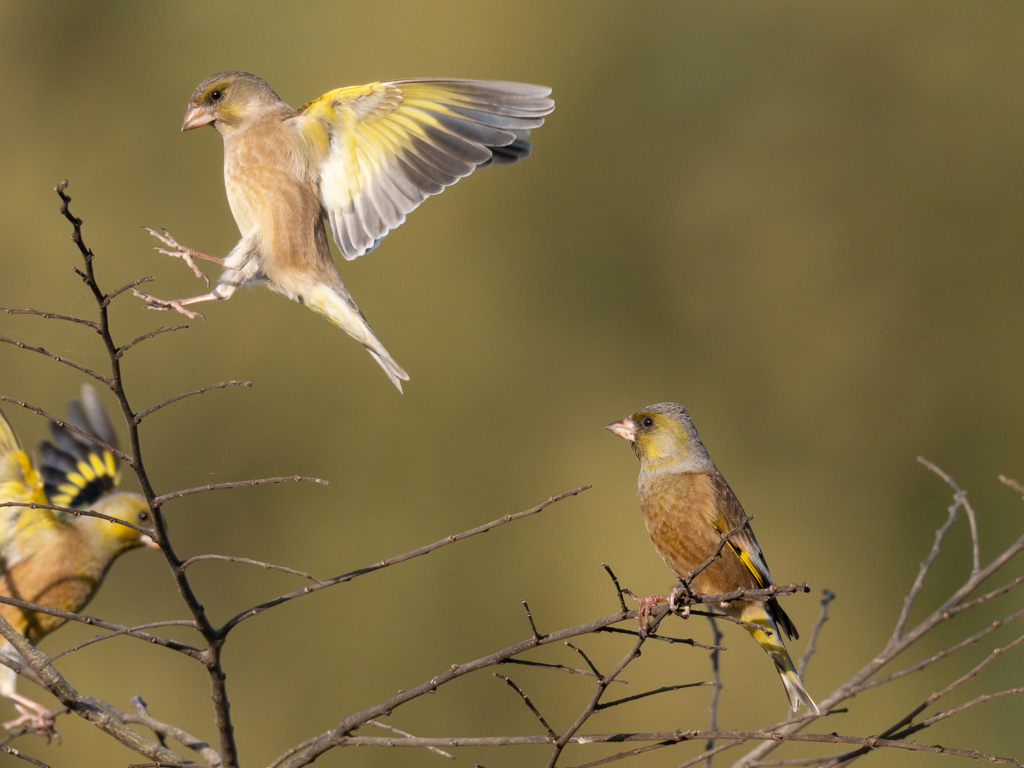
[669,586,693,619]
[132,289,205,320]
[142,227,211,286]
[624,589,670,633]
[3,700,58,739]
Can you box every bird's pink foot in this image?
[3,693,57,737]
[142,227,224,287]
[132,289,206,320]
[624,589,671,632]
[669,584,706,619]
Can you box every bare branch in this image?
[288,730,1020,764]
[104,275,155,305]
[918,456,980,575]
[0,499,151,536]
[116,325,189,358]
[521,599,542,641]
[152,475,328,506]
[125,696,222,768]
[999,474,1024,497]
[47,621,198,661]
[0,396,131,464]
[1,746,57,768]
[221,486,591,634]
[0,595,200,658]
[364,720,454,759]
[498,658,628,684]
[705,615,724,767]
[0,612,199,765]
[134,381,252,423]
[494,673,558,737]
[179,555,325,585]
[596,682,711,710]
[598,624,725,650]
[0,337,111,385]
[0,306,100,330]
[797,590,834,679]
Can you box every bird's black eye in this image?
[642,417,654,428]
[139,511,149,521]
[210,89,223,102]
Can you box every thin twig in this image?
[221,486,591,635]
[116,325,188,358]
[0,306,100,329]
[0,337,111,385]
[179,555,326,584]
[705,615,724,768]
[494,674,558,737]
[152,475,328,506]
[498,658,628,684]
[134,381,252,423]
[797,590,834,679]
[0,396,130,464]
[1,746,57,768]
[47,621,198,661]
[596,682,711,710]
[0,595,200,658]
[365,719,454,759]
[103,276,155,305]
[127,696,222,768]
[918,456,980,575]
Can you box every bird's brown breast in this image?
[638,471,760,597]
[0,526,106,643]
[223,118,334,291]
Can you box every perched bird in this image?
[0,387,156,734]
[135,71,555,391]
[606,402,818,715]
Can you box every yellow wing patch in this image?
[712,510,769,589]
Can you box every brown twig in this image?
[151,475,328,506]
[494,674,558,737]
[0,337,111,386]
[0,306,100,329]
[116,325,188,358]
[797,590,834,679]
[0,396,131,464]
[179,555,326,585]
[134,381,252,423]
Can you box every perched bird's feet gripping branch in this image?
[142,227,225,286]
[624,589,673,632]
[1,690,57,737]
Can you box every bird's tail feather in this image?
[305,282,410,392]
[744,610,820,715]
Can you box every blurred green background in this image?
[1,1,1022,766]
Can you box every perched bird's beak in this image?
[181,104,215,131]
[140,534,161,550]
[605,417,637,442]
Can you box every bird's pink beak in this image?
[181,103,214,132]
[140,534,161,550]
[606,417,637,442]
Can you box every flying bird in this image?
[135,71,555,391]
[606,402,819,714]
[0,387,156,735]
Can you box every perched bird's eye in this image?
[210,89,223,102]
[642,417,654,428]
[139,511,149,521]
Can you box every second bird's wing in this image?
[0,410,55,564]
[708,471,775,589]
[293,79,553,260]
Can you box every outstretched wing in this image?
[0,409,54,561]
[293,79,554,260]
[39,385,121,511]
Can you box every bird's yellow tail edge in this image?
[0,410,43,497]
[746,618,821,716]
[305,283,409,392]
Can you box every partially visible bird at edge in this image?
[606,402,819,715]
[0,386,157,735]
[135,71,555,392]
